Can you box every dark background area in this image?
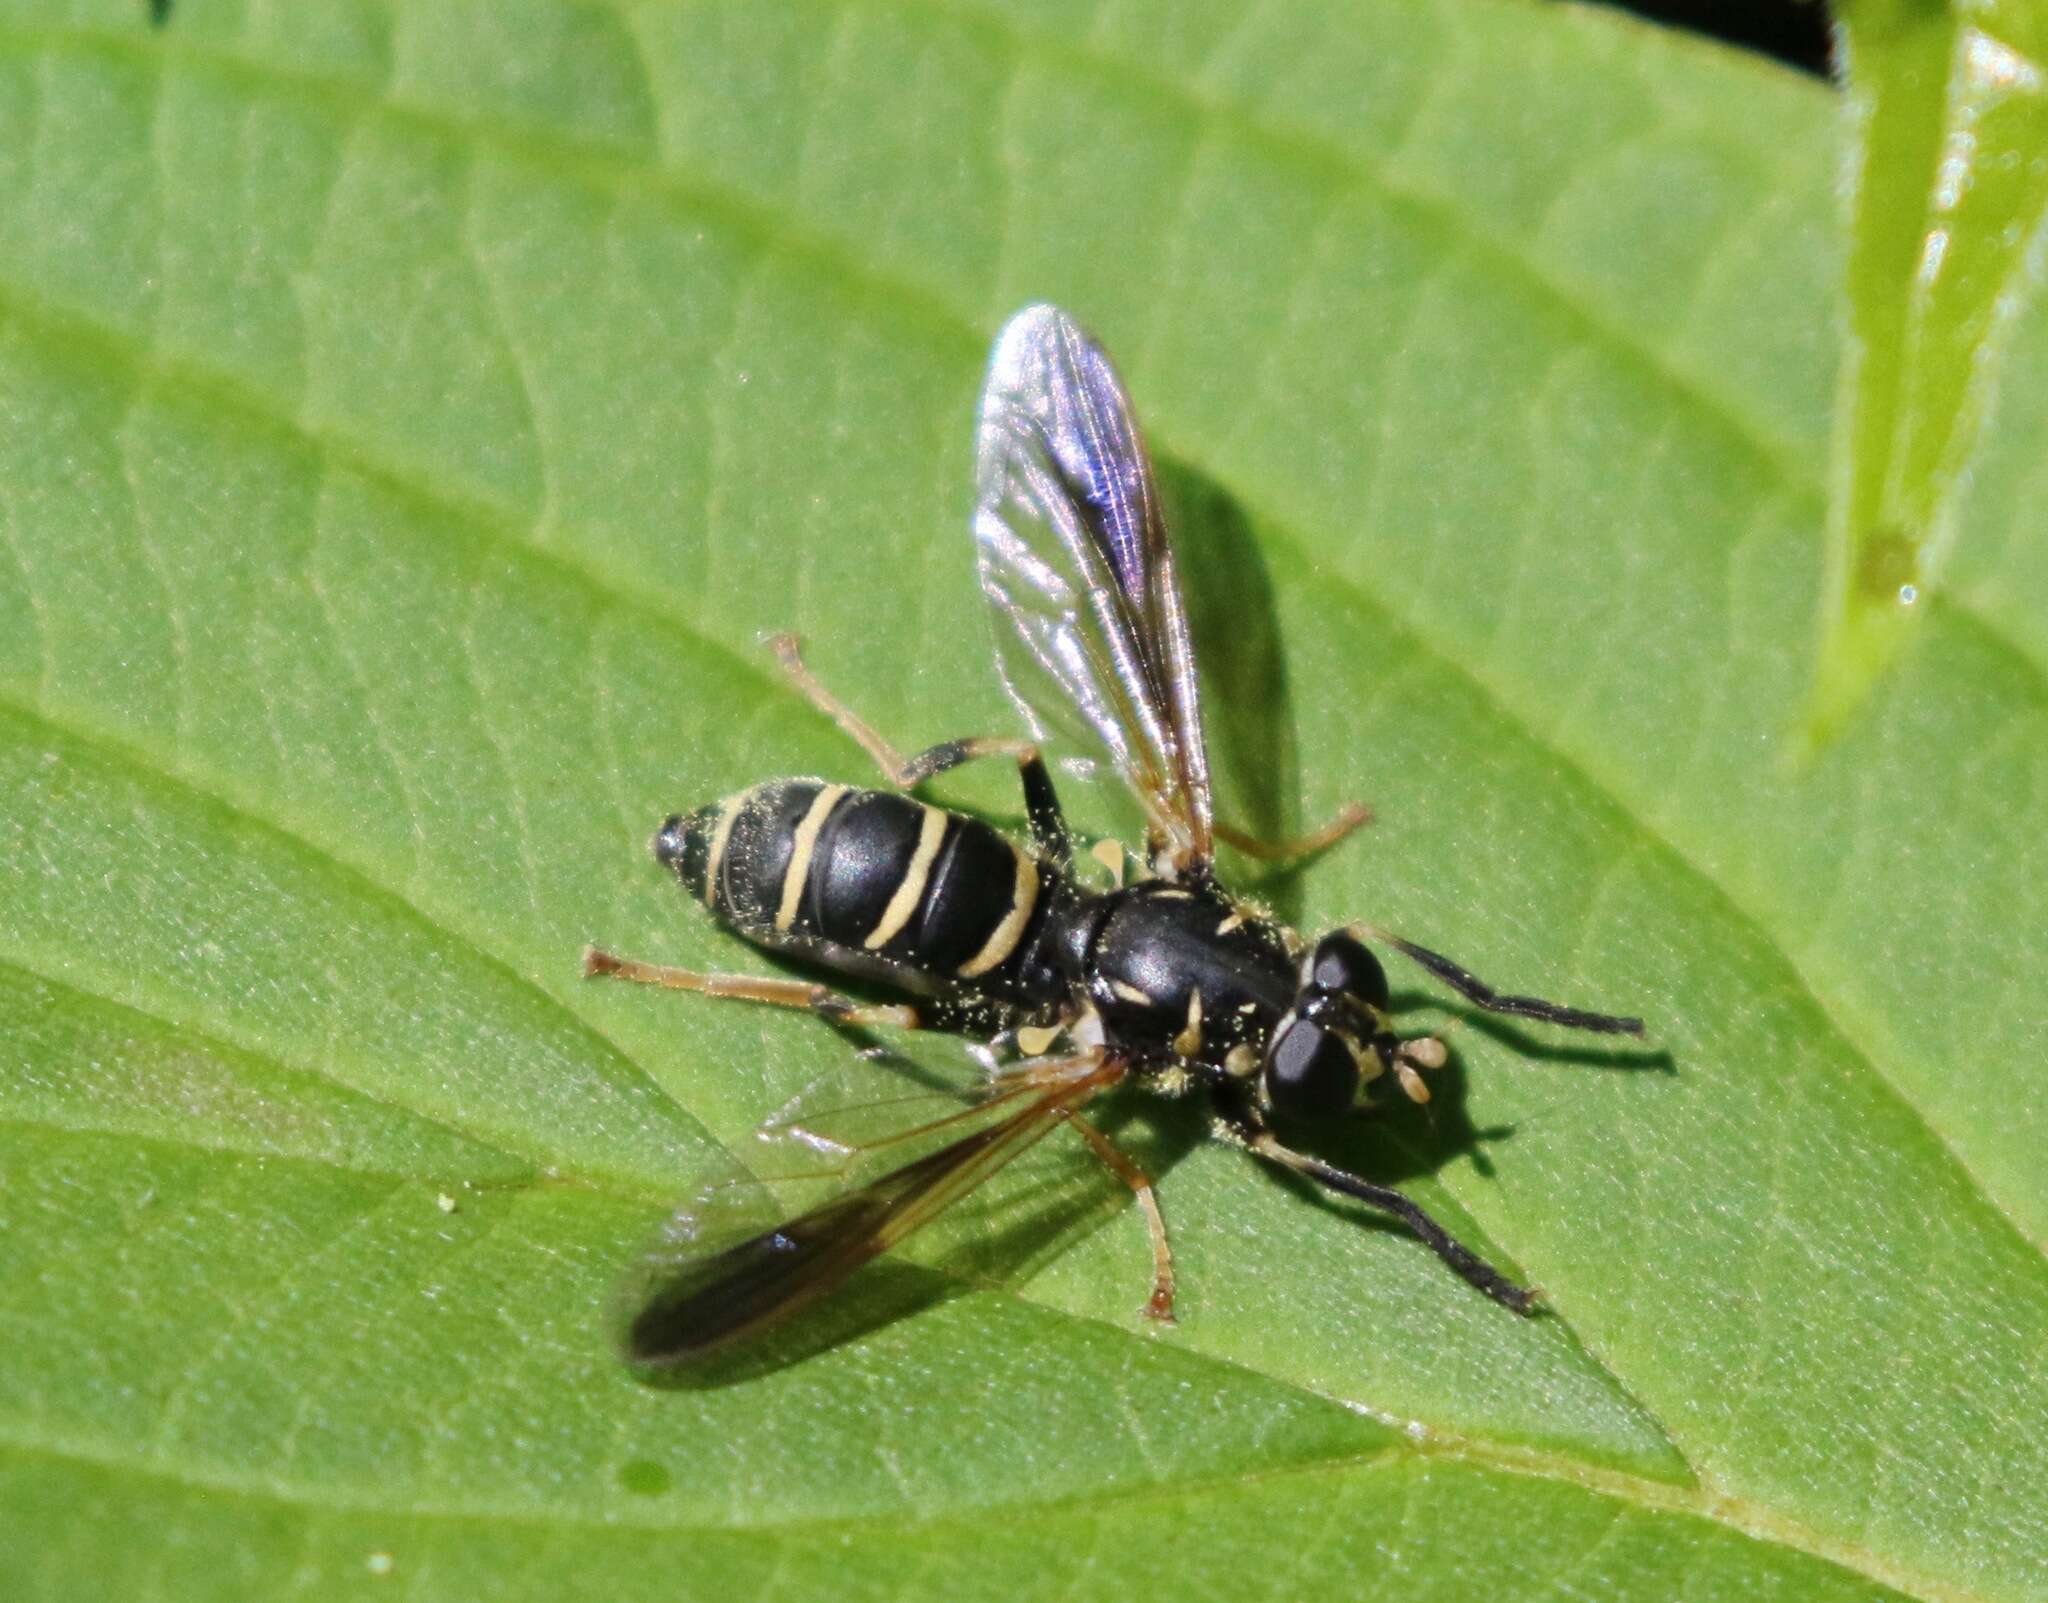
[1596,0,1833,78]
[141,1,1843,79]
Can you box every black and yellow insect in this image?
[587,304,1643,1367]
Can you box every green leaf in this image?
[0,2,2042,1600]
[1817,0,2048,730]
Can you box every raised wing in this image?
[618,1051,1124,1367]
[973,305,1214,871]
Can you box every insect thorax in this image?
[1060,880,1297,1070]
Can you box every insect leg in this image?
[1065,1111,1176,1323]
[1213,802,1372,864]
[770,632,1072,865]
[769,632,927,783]
[901,737,1072,867]
[1351,925,1644,1036]
[1221,1102,1538,1314]
[582,946,922,1031]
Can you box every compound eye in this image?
[1309,933,1388,1011]
[1265,1014,1361,1119]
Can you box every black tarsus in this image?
[1225,1101,1538,1315]
[1384,935,1644,1036]
[1284,1147,1536,1314]
[1014,748,1073,868]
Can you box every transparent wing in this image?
[973,304,1214,868]
[627,1050,1050,1262]
[617,1051,1124,1367]
[748,1051,1046,1167]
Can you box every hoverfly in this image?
[585,304,1643,1367]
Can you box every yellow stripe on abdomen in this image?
[700,791,746,907]
[958,848,1040,978]
[775,784,849,932]
[864,805,949,950]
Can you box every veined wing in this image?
[973,304,1214,870]
[619,1051,1126,1367]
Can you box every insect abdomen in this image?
[656,780,1060,1000]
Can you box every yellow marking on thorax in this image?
[958,848,1040,978]
[1172,989,1205,1058]
[1151,1064,1195,1097]
[1215,909,1246,936]
[775,784,849,932]
[702,791,747,903]
[863,805,948,950]
[1110,979,1153,1007]
[1089,838,1125,884]
[1015,1023,1062,1057]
